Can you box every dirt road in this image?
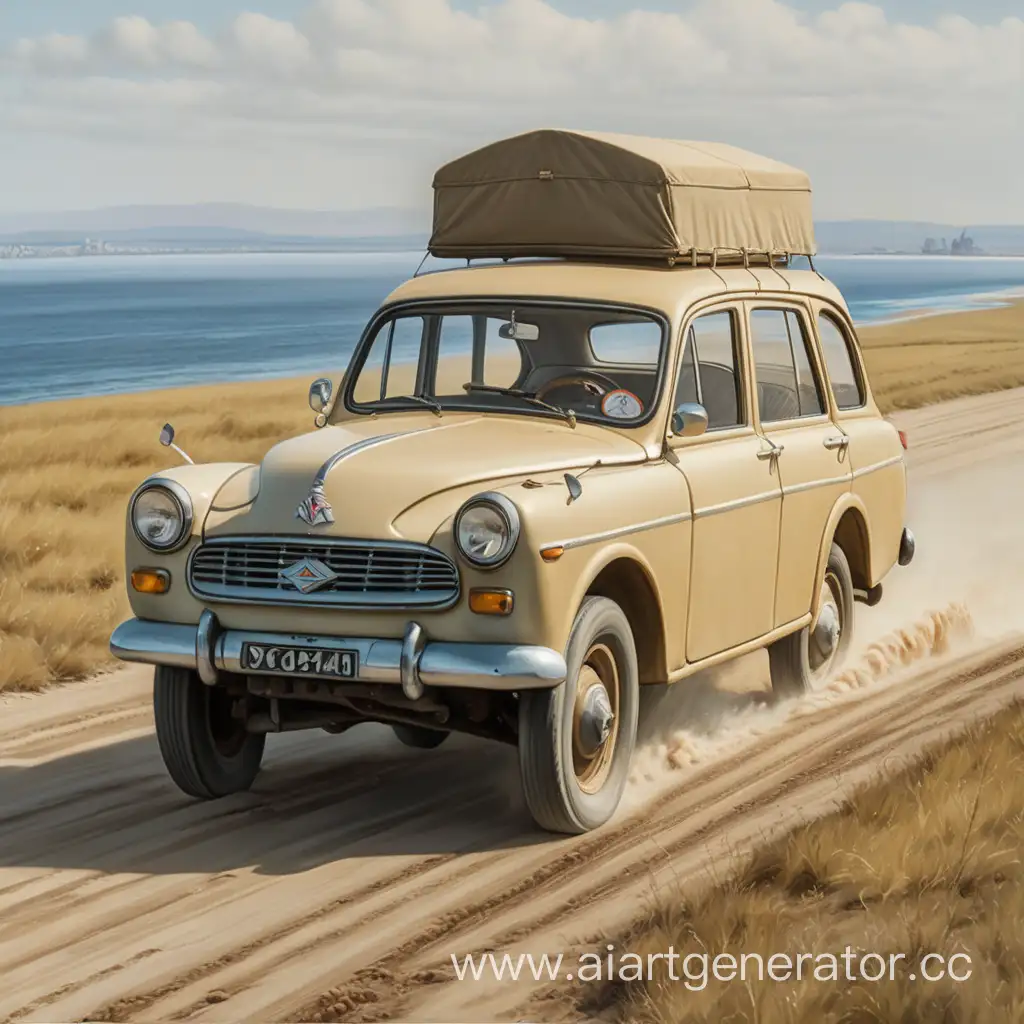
[4,387,1024,1024]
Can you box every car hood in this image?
[205,413,647,542]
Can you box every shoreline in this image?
[856,287,1024,328]
[2,296,1022,411]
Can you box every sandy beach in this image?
[1,298,1022,692]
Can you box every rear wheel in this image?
[392,724,450,749]
[518,597,639,834]
[153,665,265,799]
[768,543,854,699]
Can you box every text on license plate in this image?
[241,643,357,678]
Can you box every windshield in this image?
[343,302,668,428]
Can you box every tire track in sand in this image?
[44,637,1020,1024]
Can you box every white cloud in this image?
[0,1,1022,219]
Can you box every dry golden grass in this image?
[0,376,312,691]
[589,702,1024,1024]
[859,299,1024,412]
[0,299,1022,692]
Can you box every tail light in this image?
[898,430,908,450]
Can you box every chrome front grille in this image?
[188,537,460,609]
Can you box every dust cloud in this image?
[626,455,1024,794]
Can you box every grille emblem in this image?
[296,485,334,527]
[279,558,339,594]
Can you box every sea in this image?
[1,251,1023,407]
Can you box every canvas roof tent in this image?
[429,130,816,263]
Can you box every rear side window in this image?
[818,313,865,410]
[750,308,825,422]
[673,310,743,431]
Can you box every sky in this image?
[1,0,1022,223]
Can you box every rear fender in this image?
[811,494,872,620]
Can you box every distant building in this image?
[922,229,983,256]
[950,229,982,256]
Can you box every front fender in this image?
[124,462,254,622]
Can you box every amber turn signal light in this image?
[131,568,171,594]
[469,589,515,616]
[540,546,564,562]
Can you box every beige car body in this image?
[115,259,907,690]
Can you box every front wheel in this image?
[153,665,265,799]
[518,596,639,835]
[768,543,855,699]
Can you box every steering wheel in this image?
[534,371,620,404]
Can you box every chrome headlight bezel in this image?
[130,479,194,553]
[453,492,521,570]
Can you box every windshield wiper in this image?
[394,394,443,416]
[462,383,576,428]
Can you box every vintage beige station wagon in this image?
[112,131,915,834]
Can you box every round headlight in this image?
[454,493,520,569]
[131,481,193,552]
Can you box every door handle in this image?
[756,442,785,461]
[824,436,850,451]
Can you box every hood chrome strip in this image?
[312,430,429,488]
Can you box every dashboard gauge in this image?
[601,389,643,419]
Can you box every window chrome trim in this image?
[187,535,461,610]
[542,512,692,553]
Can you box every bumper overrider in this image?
[109,611,568,699]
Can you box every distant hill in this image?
[1,206,1022,256]
[0,203,430,242]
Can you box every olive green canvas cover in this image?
[430,130,816,261]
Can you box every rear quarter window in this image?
[817,312,865,410]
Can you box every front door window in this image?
[674,310,744,431]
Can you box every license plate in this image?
[241,643,358,679]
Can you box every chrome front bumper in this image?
[109,612,567,697]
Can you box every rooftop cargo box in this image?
[429,129,816,263]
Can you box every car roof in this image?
[383,261,850,321]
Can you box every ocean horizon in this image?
[2,251,1023,407]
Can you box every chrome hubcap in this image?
[809,570,845,678]
[813,601,841,661]
[572,643,620,794]
[577,683,615,757]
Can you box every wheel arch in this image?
[812,494,872,618]
[577,548,668,686]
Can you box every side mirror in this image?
[157,422,194,464]
[309,378,333,414]
[671,402,709,438]
[564,473,583,504]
